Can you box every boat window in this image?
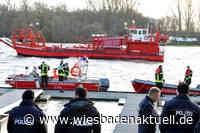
[143,30,147,34]
[133,30,137,34]
[25,38,31,42]
[129,29,137,34]
[138,31,142,35]
[15,38,22,42]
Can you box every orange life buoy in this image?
[71,64,82,77]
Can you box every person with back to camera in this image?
[55,87,101,133]
[64,63,69,80]
[38,61,50,88]
[160,82,200,133]
[7,90,47,133]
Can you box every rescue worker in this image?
[58,60,64,69]
[138,87,161,133]
[7,90,47,133]
[80,56,89,79]
[25,66,29,75]
[55,87,101,133]
[155,65,164,91]
[184,66,192,86]
[64,63,69,80]
[58,64,65,81]
[30,66,39,78]
[38,61,50,88]
[159,82,200,133]
[81,56,89,64]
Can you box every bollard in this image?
[118,98,126,105]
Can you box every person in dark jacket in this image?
[138,87,161,133]
[55,87,101,133]
[7,90,47,133]
[195,120,200,133]
[160,82,200,133]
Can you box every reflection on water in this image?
[37,99,124,133]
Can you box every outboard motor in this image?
[6,75,13,80]
[196,85,200,89]
[99,78,110,92]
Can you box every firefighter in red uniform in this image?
[155,65,164,91]
[184,66,192,86]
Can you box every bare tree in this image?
[184,0,195,32]
[20,0,30,26]
[198,12,200,32]
[177,0,182,31]
[171,0,183,31]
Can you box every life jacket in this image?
[156,68,160,75]
[30,71,38,78]
[41,64,49,76]
[64,66,69,78]
[58,66,65,77]
[185,69,192,80]
[155,68,164,83]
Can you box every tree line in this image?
[159,0,200,34]
[0,0,199,42]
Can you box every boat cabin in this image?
[127,25,152,42]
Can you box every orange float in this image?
[71,64,82,77]
[53,68,59,79]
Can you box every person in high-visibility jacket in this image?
[184,66,192,86]
[64,63,69,80]
[38,61,50,88]
[58,65,65,81]
[155,65,164,91]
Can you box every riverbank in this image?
[167,42,200,46]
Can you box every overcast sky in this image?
[1,0,200,19]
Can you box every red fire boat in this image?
[0,24,166,62]
[132,79,200,96]
[5,57,109,91]
[5,74,109,91]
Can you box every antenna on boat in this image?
[124,22,128,30]
[132,20,135,24]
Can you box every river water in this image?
[0,43,200,90]
[0,43,200,133]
